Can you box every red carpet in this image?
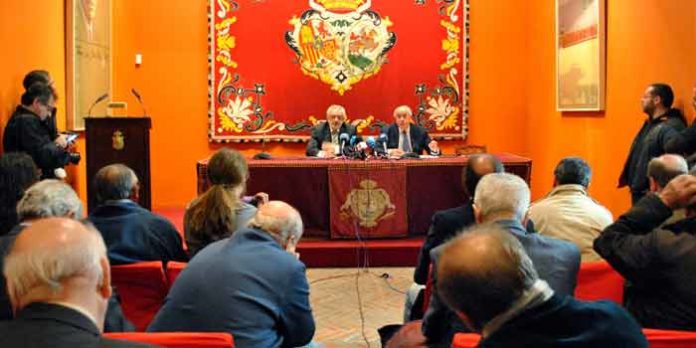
[155,207,423,268]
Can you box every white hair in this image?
[249,204,304,242]
[4,223,106,299]
[393,105,413,116]
[326,104,346,117]
[474,173,530,222]
[17,180,82,221]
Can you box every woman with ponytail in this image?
[184,148,265,257]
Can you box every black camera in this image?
[68,152,81,165]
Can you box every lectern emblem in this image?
[340,179,396,227]
[112,130,124,150]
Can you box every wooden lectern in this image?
[84,117,152,211]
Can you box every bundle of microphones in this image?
[338,133,389,160]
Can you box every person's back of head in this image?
[648,154,688,192]
[22,70,51,90]
[553,157,591,188]
[17,180,82,222]
[93,164,139,205]
[249,201,304,250]
[463,154,504,198]
[3,218,112,330]
[473,173,530,223]
[185,149,248,253]
[437,223,539,332]
[0,153,39,234]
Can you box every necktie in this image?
[401,131,412,153]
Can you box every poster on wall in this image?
[208,0,469,142]
[66,0,112,130]
[556,0,605,111]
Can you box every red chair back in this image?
[111,261,168,331]
[105,332,234,348]
[451,333,481,347]
[643,328,696,348]
[575,260,624,304]
[165,261,187,288]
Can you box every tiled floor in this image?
[307,267,413,348]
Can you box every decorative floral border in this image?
[207,0,469,142]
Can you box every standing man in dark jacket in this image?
[619,83,686,204]
[3,84,73,179]
[595,172,696,330]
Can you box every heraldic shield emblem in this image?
[285,0,397,95]
[340,179,396,228]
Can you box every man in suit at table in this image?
[306,104,358,158]
[383,105,440,157]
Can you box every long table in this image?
[197,154,531,239]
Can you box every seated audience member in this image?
[149,201,315,348]
[0,218,148,347]
[185,148,266,257]
[422,173,581,346]
[0,153,39,235]
[0,180,132,332]
[647,154,688,225]
[404,154,503,321]
[306,104,358,157]
[435,224,647,347]
[528,157,613,261]
[594,172,696,330]
[88,164,188,265]
[383,105,440,156]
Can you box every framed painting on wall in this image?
[556,0,605,111]
[66,0,112,130]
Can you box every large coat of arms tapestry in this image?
[209,0,468,142]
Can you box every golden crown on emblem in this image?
[315,0,366,11]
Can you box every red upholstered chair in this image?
[111,261,168,331]
[165,261,188,288]
[105,332,234,348]
[451,333,481,347]
[643,328,696,348]
[574,260,624,305]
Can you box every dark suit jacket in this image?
[306,122,358,157]
[88,200,188,265]
[383,123,436,155]
[414,203,475,285]
[149,227,315,348]
[594,194,696,330]
[480,295,647,347]
[422,219,581,345]
[0,303,150,347]
[0,224,134,332]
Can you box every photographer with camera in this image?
[3,83,80,180]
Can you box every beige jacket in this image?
[529,184,613,262]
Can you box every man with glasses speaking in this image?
[3,83,79,179]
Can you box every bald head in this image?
[4,218,111,326]
[648,154,688,192]
[249,201,304,246]
[463,154,504,198]
[94,164,138,204]
[437,224,538,331]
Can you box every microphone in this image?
[87,93,108,117]
[131,88,148,116]
[379,133,388,155]
[366,136,377,150]
[349,135,357,147]
[339,133,349,156]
